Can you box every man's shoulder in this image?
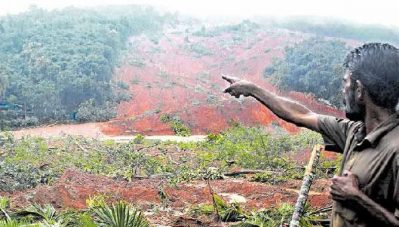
[383,126,399,149]
[318,115,363,132]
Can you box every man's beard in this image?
[344,88,365,121]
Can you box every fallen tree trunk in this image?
[289,144,323,227]
[223,169,269,176]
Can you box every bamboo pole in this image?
[289,144,323,227]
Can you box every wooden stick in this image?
[289,144,323,227]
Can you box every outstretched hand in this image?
[222,74,256,98]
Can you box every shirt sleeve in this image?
[317,115,355,153]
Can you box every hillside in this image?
[101,24,343,136]
[11,24,344,138]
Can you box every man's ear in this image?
[355,80,365,103]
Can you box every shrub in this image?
[159,114,191,136]
[76,99,117,122]
[117,81,130,90]
[196,124,322,170]
[92,201,150,227]
[187,43,213,57]
[170,120,191,137]
[133,134,145,144]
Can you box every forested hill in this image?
[0,6,173,128]
[2,6,399,133]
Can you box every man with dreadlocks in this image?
[223,43,399,226]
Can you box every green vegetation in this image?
[128,58,146,68]
[160,114,191,136]
[251,170,302,184]
[212,194,245,222]
[318,152,342,176]
[91,201,149,227]
[0,195,149,226]
[190,193,246,222]
[0,124,337,225]
[265,37,349,107]
[0,6,171,128]
[193,20,260,38]
[235,203,323,227]
[274,17,399,44]
[190,199,325,226]
[0,192,323,226]
[133,134,145,144]
[0,134,169,192]
[193,18,399,45]
[0,124,326,192]
[196,124,322,171]
[189,192,245,222]
[192,20,260,50]
[187,43,213,57]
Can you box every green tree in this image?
[265,37,349,107]
[0,67,8,97]
[0,6,172,127]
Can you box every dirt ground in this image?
[11,122,106,139]
[11,123,207,143]
[3,169,331,226]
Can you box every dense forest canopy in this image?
[0,6,172,128]
[265,38,349,107]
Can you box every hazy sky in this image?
[1,0,399,27]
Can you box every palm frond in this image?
[93,201,149,227]
[21,204,57,222]
[0,196,11,221]
[0,219,39,227]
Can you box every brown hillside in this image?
[102,27,342,136]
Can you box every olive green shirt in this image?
[317,113,399,227]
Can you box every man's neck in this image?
[364,104,393,134]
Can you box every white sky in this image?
[0,0,399,27]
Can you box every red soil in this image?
[5,169,331,225]
[102,28,343,136]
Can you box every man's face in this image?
[342,72,365,121]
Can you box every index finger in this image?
[221,74,239,84]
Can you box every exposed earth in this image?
[12,25,343,140]
[4,169,331,226]
[6,25,343,226]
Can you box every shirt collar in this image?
[355,113,399,148]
